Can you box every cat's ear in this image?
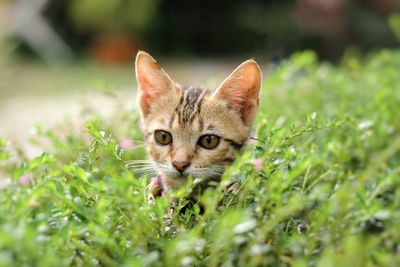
[135,51,175,118]
[214,59,262,126]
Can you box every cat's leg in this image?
[219,180,241,207]
[147,192,155,203]
[226,182,240,194]
[147,176,163,202]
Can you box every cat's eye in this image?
[198,134,220,149]
[154,130,172,146]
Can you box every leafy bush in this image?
[1,50,400,266]
[68,0,159,33]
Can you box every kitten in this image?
[134,51,262,197]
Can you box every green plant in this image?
[1,50,400,266]
[68,0,159,33]
[389,13,400,42]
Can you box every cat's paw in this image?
[147,176,163,201]
[163,208,174,229]
[226,182,240,195]
[148,192,155,204]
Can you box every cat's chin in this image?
[162,174,188,190]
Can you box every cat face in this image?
[135,51,261,189]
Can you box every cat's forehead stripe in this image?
[180,87,202,124]
[176,86,209,126]
[198,117,204,132]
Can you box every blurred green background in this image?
[4,0,400,61]
[0,0,399,156]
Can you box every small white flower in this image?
[144,251,160,265]
[234,235,247,245]
[358,120,374,130]
[289,146,297,155]
[374,210,390,220]
[181,256,194,266]
[250,244,271,255]
[234,219,257,234]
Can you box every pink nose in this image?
[172,161,191,173]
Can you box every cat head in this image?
[135,51,262,189]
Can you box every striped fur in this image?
[135,51,261,192]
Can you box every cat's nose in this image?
[172,161,191,173]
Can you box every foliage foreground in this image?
[1,51,400,266]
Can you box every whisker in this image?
[126,167,156,172]
[127,168,155,172]
[121,144,147,151]
[125,162,153,165]
[125,159,154,163]
[125,163,154,167]
[125,165,154,169]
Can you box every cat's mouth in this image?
[153,162,226,182]
[158,168,192,181]
[160,165,225,181]
[169,171,189,180]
